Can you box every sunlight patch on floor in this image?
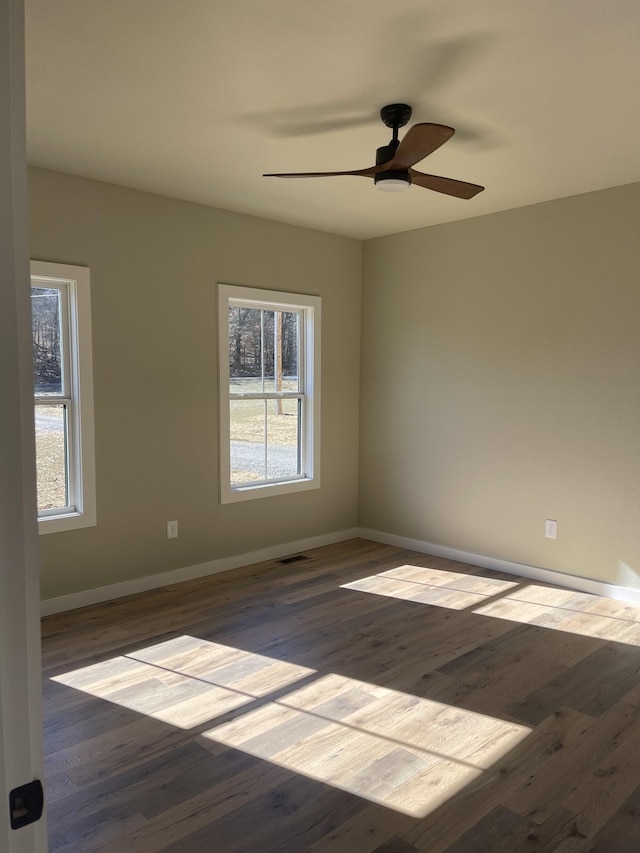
[342,565,640,646]
[203,669,530,817]
[341,564,518,609]
[52,636,315,729]
[52,635,530,817]
[473,584,640,644]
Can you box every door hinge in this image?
[9,779,44,830]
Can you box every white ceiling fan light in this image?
[374,170,412,191]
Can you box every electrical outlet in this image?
[167,520,178,539]
[545,519,558,540]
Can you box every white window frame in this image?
[218,283,321,504]
[31,260,96,533]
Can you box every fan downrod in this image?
[380,103,412,130]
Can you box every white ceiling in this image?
[25,0,640,240]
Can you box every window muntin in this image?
[219,285,320,503]
[31,261,96,533]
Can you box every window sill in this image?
[38,510,96,535]
[221,476,320,505]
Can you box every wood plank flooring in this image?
[41,538,640,852]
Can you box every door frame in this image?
[0,0,48,850]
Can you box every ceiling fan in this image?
[264,103,484,198]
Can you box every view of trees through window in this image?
[229,307,298,386]
[228,306,302,485]
[32,287,63,394]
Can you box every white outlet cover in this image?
[545,519,558,539]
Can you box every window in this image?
[218,284,320,503]
[31,261,96,533]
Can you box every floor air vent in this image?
[277,554,309,565]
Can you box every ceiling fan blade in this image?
[387,123,455,170]
[264,167,376,179]
[410,170,484,198]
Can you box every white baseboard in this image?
[357,527,640,606]
[41,528,361,616]
[41,524,640,617]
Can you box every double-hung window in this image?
[218,284,320,503]
[31,261,96,533]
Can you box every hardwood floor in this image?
[41,538,640,852]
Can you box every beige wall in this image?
[30,169,640,600]
[29,168,362,599]
[360,183,640,588]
